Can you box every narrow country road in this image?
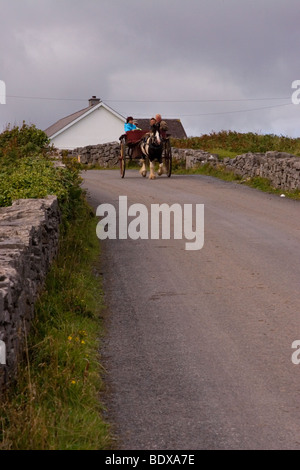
[82,169,300,450]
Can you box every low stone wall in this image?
[168,147,300,191]
[170,147,219,168]
[70,142,211,167]
[70,142,219,168]
[70,141,300,191]
[0,196,60,393]
[71,142,120,167]
[222,151,300,190]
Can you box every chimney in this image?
[89,95,101,106]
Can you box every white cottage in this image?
[44,96,126,150]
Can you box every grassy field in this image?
[171,130,300,159]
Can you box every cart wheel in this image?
[164,139,172,177]
[120,140,126,178]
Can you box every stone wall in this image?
[70,141,300,190]
[222,151,300,190]
[0,196,61,393]
[70,142,218,168]
[71,142,120,167]
[170,147,219,168]
[166,147,300,191]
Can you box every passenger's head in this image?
[155,114,162,123]
[126,116,134,123]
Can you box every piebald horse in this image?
[139,127,166,179]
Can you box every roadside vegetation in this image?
[169,131,300,199]
[0,123,80,217]
[171,130,300,159]
[0,123,110,449]
[172,162,300,199]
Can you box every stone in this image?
[0,196,60,394]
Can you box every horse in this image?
[139,127,167,179]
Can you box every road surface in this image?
[82,169,300,450]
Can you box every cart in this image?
[119,129,172,179]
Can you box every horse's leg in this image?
[157,162,166,176]
[157,151,165,176]
[139,159,147,177]
[149,160,156,179]
[139,143,147,177]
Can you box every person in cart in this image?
[124,116,137,132]
[154,114,168,137]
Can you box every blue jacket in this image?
[124,122,137,132]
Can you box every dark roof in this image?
[136,119,187,139]
[44,105,92,137]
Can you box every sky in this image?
[0,0,300,138]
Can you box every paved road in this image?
[82,169,300,450]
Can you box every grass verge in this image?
[0,194,111,450]
[172,163,300,199]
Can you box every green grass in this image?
[208,148,237,159]
[0,155,81,209]
[0,196,111,450]
[171,130,300,157]
[244,176,300,199]
[170,130,300,199]
[172,163,300,199]
[0,123,112,449]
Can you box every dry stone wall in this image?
[0,196,60,393]
[170,148,219,168]
[222,151,300,190]
[70,141,300,190]
[71,142,120,167]
[70,142,219,168]
[171,148,300,190]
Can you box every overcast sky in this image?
[0,0,300,137]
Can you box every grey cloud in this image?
[0,0,299,137]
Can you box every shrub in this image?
[0,123,82,220]
[0,122,50,161]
